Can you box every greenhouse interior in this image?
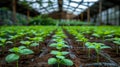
[0,0,120,67]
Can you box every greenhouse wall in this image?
[93,6,120,25]
[0,8,28,25]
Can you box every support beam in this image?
[81,13,83,21]
[58,0,63,12]
[27,9,30,24]
[106,9,109,25]
[73,0,83,12]
[58,0,63,19]
[99,0,102,25]
[87,2,90,22]
[119,5,120,25]
[87,8,90,22]
[12,0,16,24]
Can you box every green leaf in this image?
[56,56,65,59]
[20,49,34,55]
[50,50,59,55]
[18,46,26,49]
[92,33,100,38]
[30,42,39,47]
[113,41,120,45]
[48,58,57,65]
[61,51,69,55]
[56,46,62,50]
[62,59,73,66]
[9,47,19,53]
[0,43,3,46]
[20,41,31,45]
[5,53,19,63]
[101,46,111,49]
[6,41,13,44]
[0,39,6,43]
[49,43,57,47]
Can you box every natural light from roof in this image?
[20,0,99,15]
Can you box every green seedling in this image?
[9,35,19,42]
[0,38,7,54]
[5,46,34,67]
[29,37,43,43]
[76,37,88,50]
[92,30,114,42]
[49,42,69,51]
[85,42,94,58]
[52,37,66,43]
[113,37,120,54]
[20,41,31,48]
[48,50,73,67]
[20,41,39,48]
[93,43,111,62]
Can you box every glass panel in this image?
[71,0,82,2]
[84,0,98,2]
[70,2,79,7]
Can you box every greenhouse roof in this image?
[0,0,119,18]
[19,0,98,15]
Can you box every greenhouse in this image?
[0,0,120,67]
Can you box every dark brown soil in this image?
[0,29,120,67]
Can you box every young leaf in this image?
[18,46,26,49]
[20,49,34,55]
[62,59,73,66]
[61,51,69,55]
[56,56,65,59]
[48,58,57,65]
[30,42,39,47]
[5,53,19,63]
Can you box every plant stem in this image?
[97,53,99,63]
[88,48,90,59]
[58,63,60,67]
[116,45,119,54]
[2,46,5,54]
[83,42,85,51]
[102,36,104,43]
[16,60,18,67]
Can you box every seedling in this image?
[5,46,34,67]
[20,41,31,48]
[20,41,39,48]
[29,37,43,43]
[92,30,114,42]
[112,37,120,54]
[48,50,73,67]
[49,42,69,51]
[92,43,110,62]
[76,37,88,50]
[9,35,19,42]
[0,38,7,54]
[85,42,94,58]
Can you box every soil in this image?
[0,29,120,67]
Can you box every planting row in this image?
[0,26,120,67]
[64,26,120,66]
[0,26,56,67]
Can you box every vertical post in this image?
[27,9,30,24]
[119,5,120,25]
[114,7,117,25]
[12,0,16,24]
[87,2,90,22]
[78,16,79,20]
[81,13,83,21]
[99,0,102,25]
[106,9,109,25]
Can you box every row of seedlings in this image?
[0,26,55,67]
[48,28,73,67]
[66,27,112,65]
